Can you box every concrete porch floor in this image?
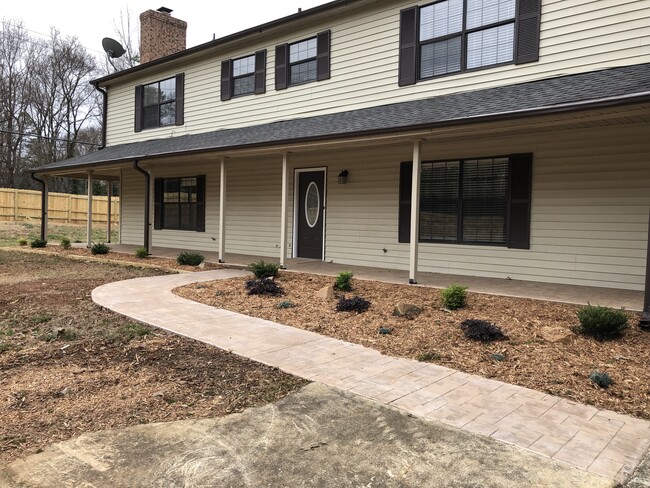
[101,243,644,312]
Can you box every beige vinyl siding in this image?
[120,169,145,246]
[105,0,650,146]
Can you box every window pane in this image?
[159,78,176,101]
[164,179,180,203]
[180,178,197,203]
[467,24,514,69]
[419,161,460,242]
[420,0,463,41]
[234,75,255,96]
[160,101,176,126]
[163,203,179,229]
[233,55,255,76]
[143,106,159,129]
[461,158,508,244]
[290,59,317,84]
[143,84,159,106]
[289,38,317,63]
[420,36,461,78]
[466,0,516,29]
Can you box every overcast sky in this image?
[2,1,330,58]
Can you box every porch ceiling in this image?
[34,62,650,177]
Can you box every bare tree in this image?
[102,8,140,74]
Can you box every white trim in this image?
[409,141,422,283]
[118,170,123,244]
[87,171,93,248]
[219,158,227,263]
[293,166,327,260]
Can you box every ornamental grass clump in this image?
[336,296,370,313]
[577,304,628,340]
[249,260,280,279]
[245,278,284,296]
[90,242,110,255]
[30,238,47,248]
[441,284,468,310]
[60,237,71,249]
[177,251,204,266]
[334,271,354,292]
[135,247,148,258]
[460,319,508,342]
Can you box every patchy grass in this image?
[0,221,118,247]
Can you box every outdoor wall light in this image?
[338,169,349,184]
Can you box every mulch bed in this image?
[176,272,650,420]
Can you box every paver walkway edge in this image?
[92,270,650,484]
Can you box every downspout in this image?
[133,161,151,254]
[30,172,47,241]
[92,82,108,150]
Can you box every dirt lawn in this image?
[176,272,650,420]
[0,251,307,464]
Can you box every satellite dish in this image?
[102,37,126,59]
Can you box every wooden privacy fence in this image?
[0,188,120,224]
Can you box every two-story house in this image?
[32,0,650,322]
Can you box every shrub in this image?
[177,251,204,266]
[30,238,47,248]
[277,300,295,309]
[577,305,628,340]
[416,351,441,362]
[336,296,370,313]
[122,323,151,341]
[18,239,28,246]
[60,237,71,250]
[249,260,280,279]
[91,242,110,255]
[441,284,468,310]
[460,319,508,342]
[135,247,148,258]
[334,271,354,291]
[589,371,613,389]
[245,278,284,296]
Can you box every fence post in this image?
[14,189,19,221]
[67,194,72,223]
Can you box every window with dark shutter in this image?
[398,154,532,248]
[316,30,331,81]
[399,0,540,85]
[275,44,288,90]
[277,31,331,90]
[134,85,143,133]
[221,60,232,101]
[175,73,184,126]
[154,175,206,232]
[136,75,183,130]
[254,50,267,94]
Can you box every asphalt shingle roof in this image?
[36,63,650,173]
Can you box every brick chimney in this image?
[139,7,187,64]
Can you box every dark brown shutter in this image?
[175,73,185,125]
[507,153,533,249]
[221,60,232,101]
[316,30,331,81]
[196,175,206,232]
[398,7,418,86]
[398,161,413,243]
[254,50,267,94]
[154,178,163,230]
[275,44,288,90]
[515,0,542,64]
[134,85,143,132]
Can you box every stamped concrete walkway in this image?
[92,270,650,484]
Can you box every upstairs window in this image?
[220,51,267,101]
[275,31,331,90]
[134,73,185,132]
[398,0,541,86]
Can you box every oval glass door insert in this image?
[305,181,320,228]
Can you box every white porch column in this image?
[42,179,49,241]
[409,141,422,284]
[86,171,93,247]
[106,181,112,243]
[642,206,650,326]
[280,152,289,268]
[218,158,227,263]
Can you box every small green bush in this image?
[460,319,508,342]
[30,238,47,248]
[334,271,354,291]
[441,284,468,310]
[135,247,148,258]
[416,351,441,362]
[589,371,613,389]
[336,296,370,313]
[277,300,295,309]
[245,278,284,296]
[60,237,71,250]
[122,323,151,341]
[177,251,204,266]
[249,260,280,279]
[577,305,628,340]
[18,239,28,246]
[91,242,110,255]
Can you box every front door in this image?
[296,170,325,259]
